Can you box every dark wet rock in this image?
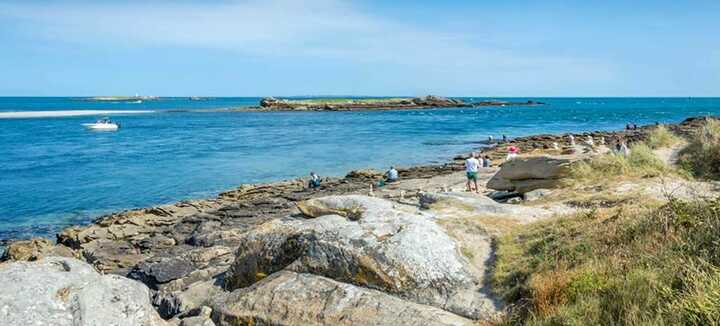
[486,190,521,202]
[131,257,196,288]
[130,246,233,289]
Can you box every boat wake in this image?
[0,110,154,119]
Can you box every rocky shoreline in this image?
[0,116,712,325]
[244,95,544,112]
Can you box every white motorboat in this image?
[82,118,120,130]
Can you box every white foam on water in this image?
[0,110,155,119]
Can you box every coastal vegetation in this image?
[492,122,720,325]
[493,197,720,325]
[646,125,682,150]
[565,124,685,186]
[678,119,720,180]
[567,144,669,185]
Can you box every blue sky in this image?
[0,0,718,96]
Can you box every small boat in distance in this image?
[82,118,120,131]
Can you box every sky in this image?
[0,0,718,97]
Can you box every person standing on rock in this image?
[465,153,481,193]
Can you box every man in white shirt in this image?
[384,166,399,183]
[465,153,481,193]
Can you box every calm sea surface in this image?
[1,97,719,241]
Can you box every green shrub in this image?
[678,119,720,180]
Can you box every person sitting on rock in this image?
[377,166,399,188]
[308,172,321,190]
[384,166,399,183]
[620,142,630,156]
[483,155,492,168]
[465,153,481,193]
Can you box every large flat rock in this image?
[213,271,473,326]
[487,156,575,193]
[0,257,167,326]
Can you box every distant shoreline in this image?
[0,110,155,119]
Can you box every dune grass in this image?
[487,125,720,325]
[567,143,669,185]
[646,125,682,150]
[492,197,720,325]
[678,119,720,180]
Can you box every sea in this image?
[1,97,719,242]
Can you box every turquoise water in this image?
[1,97,719,241]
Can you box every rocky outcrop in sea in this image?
[254,95,543,111]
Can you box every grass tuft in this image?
[492,198,720,325]
[568,143,669,184]
[678,119,720,180]
[646,125,682,149]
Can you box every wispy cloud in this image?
[0,0,617,95]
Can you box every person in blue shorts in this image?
[465,153,481,193]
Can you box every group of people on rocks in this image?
[306,127,638,193]
[566,132,631,156]
[307,166,399,191]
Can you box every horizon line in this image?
[0,95,719,99]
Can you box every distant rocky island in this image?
[86,96,160,102]
[254,95,544,111]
